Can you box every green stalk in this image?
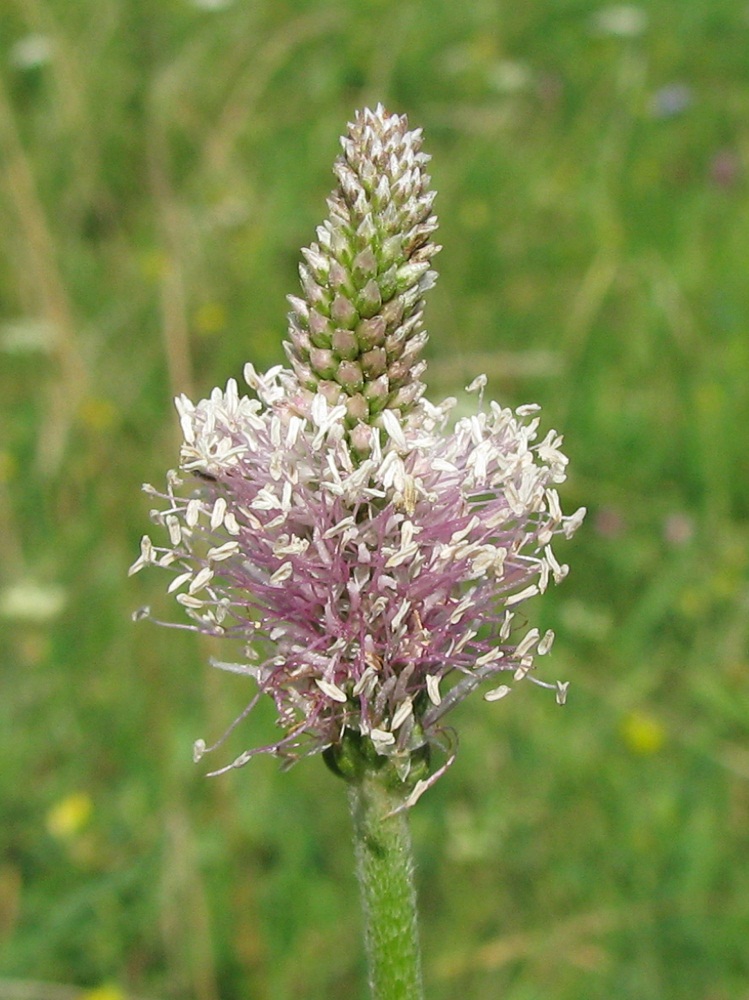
[349,774,424,1000]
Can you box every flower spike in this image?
[131,108,584,800]
[285,105,440,431]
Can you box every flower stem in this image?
[348,774,424,1000]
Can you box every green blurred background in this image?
[2,1,748,998]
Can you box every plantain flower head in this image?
[130,106,584,806]
[285,105,439,435]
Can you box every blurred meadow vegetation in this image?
[2,0,749,998]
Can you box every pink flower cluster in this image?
[131,107,584,804]
[131,365,583,800]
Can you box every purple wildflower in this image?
[131,106,584,803]
[650,83,692,119]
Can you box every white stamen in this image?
[207,541,240,561]
[315,678,347,703]
[544,545,568,583]
[466,374,487,393]
[370,728,396,748]
[506,584,539,606]
[323,517,356,539]
[500,611,514,640]
[391,698,413,730]
[166,515,182,546]
[546,488,562,522]
[538,629,555,655]
[176,593,205,608]
[210,497,227,530]
[286,415,304,447]
[353,667,377,697]
[390,600,412,631]
[485,684,511,702]
[381,408,407,450]
[564,506,587,538]
[513,655,534,680]
[168,571,193,593]
[475,647,505,666]
[270,562,293,585]
[516,627,540,658]
[186,499,201,527]
[426,674,441,706]
[224,512,240,535]
[189,566,214,594]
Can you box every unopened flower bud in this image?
[346,394,369,423]
[357,279,382,318]
[284,104,440,420]
[309,309,333,348]
[301,245,329,282]
[361,347,387,378]
[331,294,358,329]
[353,247,378,283]
[310,348,337,380]
[330,260,355,296]
[337,360,364,392]
[349,421,374,454]
[332,328,359,360]
[364,374,390,413]
[356,316,386,350]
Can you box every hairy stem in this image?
[349,775,424,1000]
